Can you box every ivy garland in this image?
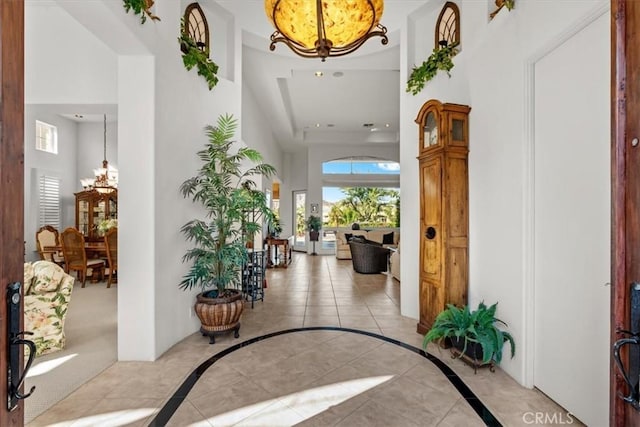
[179,23,220,91]
[491,0,516,19]
[122,0,160,24]
[406,42,459,96]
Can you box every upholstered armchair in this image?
[349,240,390,274]
[23,260,74,356]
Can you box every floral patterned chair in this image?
[23,260,74,356]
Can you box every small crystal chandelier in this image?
[265,0,388,62]
[80,114,118,193]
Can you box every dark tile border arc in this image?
[148,327,502,427]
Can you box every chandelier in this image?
[80,114,118,194]
[265,0,388,61]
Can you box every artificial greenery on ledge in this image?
[406,42,459,96]
[179,27,219,91]
[123,0,160,24]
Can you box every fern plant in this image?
[122,0,160,24]
[179,114,276,297]
[179,21,219,91]
[423,301,515,364]
[406,42,459,96]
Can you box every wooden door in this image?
[418,155,442,333]
[0,0,25,425]
[612,1,640,425]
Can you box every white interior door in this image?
[533,13,609,427]
[292,190,306,251]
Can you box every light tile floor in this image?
[28,253,580,426]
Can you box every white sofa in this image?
[335,228,399,259]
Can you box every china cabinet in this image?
[415,99,470,334]
[75,189,117,241]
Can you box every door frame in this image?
[292,190,306,252]
[0,0,25,425]
[611,1,640,425]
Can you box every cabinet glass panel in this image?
[424,112,438,148]
[452,118,464,141]
[95,200,106,221]
[109,199,117,219]
[79,200,89,236]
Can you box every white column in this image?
[117,55,156,360]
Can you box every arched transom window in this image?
[435,2,460,48]
[184,3,209,52]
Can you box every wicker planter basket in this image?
[194,290,244,344]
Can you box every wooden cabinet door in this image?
[421,156,442,282]
[418,156,443,333]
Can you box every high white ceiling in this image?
[216,0,425,152]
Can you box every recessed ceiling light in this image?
[333,71,344,78]
[315,71,323,77]
[385,123,390,127]
[315,123,321,127]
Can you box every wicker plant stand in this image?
[450,347,495,374]
[195,290,244,344]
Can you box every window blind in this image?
[39,175,61,229]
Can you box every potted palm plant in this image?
[179,114,276,344]
[422,301,515,372]
[306,215,322,242]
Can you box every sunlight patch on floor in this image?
[27,353,77,378]
[46,408,157,426]
[195,375,394,426]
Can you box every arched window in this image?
[184,3,209,52]
[435,2,460,49]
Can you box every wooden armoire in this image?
[416,99,470,334]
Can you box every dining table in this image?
[44,242,107,257]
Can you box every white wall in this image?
[399,0,610,390]
[25,1,117,105]
[138,0,242,358]
[242,83,284,174]
[24,107,78,261]
[25,0,119,261]
[76,121,118,188]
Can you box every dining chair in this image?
[35,225,65,268]
[60,227,105,287]
[104,227,117,288]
